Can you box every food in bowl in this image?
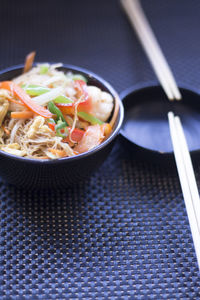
[0,54,118,159]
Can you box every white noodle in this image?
[10,120,24,143]
[0,63,112,159]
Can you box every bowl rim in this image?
[119,81,200,157]
[0,63,124,164]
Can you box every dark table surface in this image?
[0,0,200,299]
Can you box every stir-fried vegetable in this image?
[72,74,87,83]
[11,111,34,119]
[78,111,103,125]
[55,120,68,138]
[32,87,63,106]
[22,84,73,104]
[0,81,52,118]
[0,59,115,160]
[63,128,85,143]
[23,51,36,73]
[22,84,50,96]
[55,96,92,114]
[40,65,49,74]
[47,118,56,131]
[100,123,112,137]
[54,95,73,104]
[47,101,66,123]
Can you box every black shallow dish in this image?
[120,82,200,164]
[0,64,124,189]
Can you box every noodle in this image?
[0,63,114,159]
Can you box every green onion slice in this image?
[72,74,87,83]
[22,84,50,96]
[22,85,74,104]
[48,101,67,123]
[78,111,103,125]
[54,95,73,104]
[55,120,68,138]
[40,65,49,74]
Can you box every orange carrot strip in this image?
[100,123,112,137]
[11,111,34,119]
[48,148,67,157]
[2,125,10,135]
[57,104,74,115]
[0,81,52,118]
[23,51,36,73]
[8,98,25,106]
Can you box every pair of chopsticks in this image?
[121,0,200,269]
[168,112,200,268]
[121,0,181,100]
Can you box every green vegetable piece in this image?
[22,84,50,96]
[48,101,66,123]
[55,120,68,138]
[54,95,73,104]
[22,85,73,105]
[72,74,87,83]
[78,111,103,125]
[55,120,67,130]
[40,65,49,74]
[47,118,55,124]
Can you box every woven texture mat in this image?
[1,0,200,299]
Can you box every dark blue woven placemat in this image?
[1,0,200,299]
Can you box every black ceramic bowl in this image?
[0,64,124,189]
[120,82,200,165]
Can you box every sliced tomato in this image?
[78,96,92,112]
[62,128,85,143]
[70,128,85,142]
[56,96,92,115]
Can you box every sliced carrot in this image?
[23,51,36,73]
[7,98,25,106]
[100,123,112,137]
[0,81,52,118]
[48,148,67,157]
[48,122,55,131]
[56,104,74,115]
[11,111,34,119]
[2,125,10,135]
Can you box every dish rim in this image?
[120,81,200,157]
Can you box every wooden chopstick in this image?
[121,0,200,269]
[120,0,182,100]
[175,116,200,234]
[168,112,200,270]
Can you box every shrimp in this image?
[87,86,113,122]
[74,124,104,154]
